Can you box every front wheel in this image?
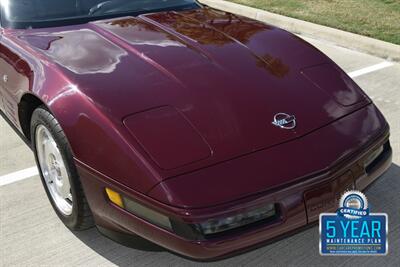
[31,106,94,230]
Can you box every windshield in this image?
[0,0,200,29]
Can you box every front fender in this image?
[44,83,161,194]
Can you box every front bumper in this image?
[76,106,392,260]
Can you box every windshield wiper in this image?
[88,1,152,16]
[89,1,113,15]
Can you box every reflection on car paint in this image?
[22,29,127,75]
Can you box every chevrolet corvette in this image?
[0,0,392,260]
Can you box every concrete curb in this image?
[199,0,400,62]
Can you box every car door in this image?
[0,27,4,113]
[0,33,30,126]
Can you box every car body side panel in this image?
[0,36,30,126]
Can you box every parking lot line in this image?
[0,166,38,186]
[348,61,394,78]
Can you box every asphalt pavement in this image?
[0,35,399,267]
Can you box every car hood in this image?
[20,8,369,173]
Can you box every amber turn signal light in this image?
[105,188,124,208]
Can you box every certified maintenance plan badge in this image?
[320,190,388,255]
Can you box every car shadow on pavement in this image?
[72,227,165,252]
[71,163,400,266]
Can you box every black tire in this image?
[31,106,94,230]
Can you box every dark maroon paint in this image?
[0,7,391,259]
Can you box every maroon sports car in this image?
[0,0,392,260]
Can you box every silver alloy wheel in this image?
[35,125,73,216]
